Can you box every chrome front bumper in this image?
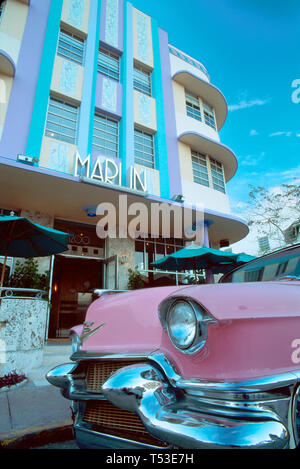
[46,355,300,449]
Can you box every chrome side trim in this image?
[70,351,151,362]
[93,289,128,298]
[150,352,300,396]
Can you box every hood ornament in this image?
[80,321,106,342]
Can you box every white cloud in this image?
[264,165,300,181]
[240,152,266,167]
[269,130,300,138]
[228,98,270,112]
[250,129,259,136]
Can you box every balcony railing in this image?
[0,287,48,300]
[169,45,209,79]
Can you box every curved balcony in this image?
[0,50,15,77]
[173,70,227,130]
[178,131,237,182]
[205,209,249,247]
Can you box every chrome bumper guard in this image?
[46,357,300,449]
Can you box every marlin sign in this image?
[74,152,150,193]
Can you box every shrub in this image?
[0,371,27,389]
[8,259,50,293]
[128,266,144,290]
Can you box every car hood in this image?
[165,281,300,321]
[73,286,186,354]
[72,281,300,355]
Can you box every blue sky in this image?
[130,0,300,218]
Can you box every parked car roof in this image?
[220,243,300,283]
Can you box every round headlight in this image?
[71,332,82,354]
[167,301,197,350]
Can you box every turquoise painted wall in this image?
[26,0,63,160]
[151,18,170,199]
[120,1,134,186]
[78,0,102,162]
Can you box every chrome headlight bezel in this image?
[159,296,217,355]
[167,300,198,351]
[70,332,82,354]
[292,384,300,447]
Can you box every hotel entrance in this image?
[49,256,103,338]
[48,219,105,338]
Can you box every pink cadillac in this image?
[47,244,300,449]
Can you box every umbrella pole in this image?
[194,269,198,284]
[193,260,198,285]
[0,247,9,292]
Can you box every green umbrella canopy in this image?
[0,216,69,287]
[151,243,256,273]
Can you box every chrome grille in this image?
[86,360,144,392]
[83,400,168,447]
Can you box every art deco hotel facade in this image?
[0,0,248,337]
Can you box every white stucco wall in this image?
[181,180,231,214]
[0,297,48,375]
[176,111,220,143]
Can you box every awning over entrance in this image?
[0,157,249,246]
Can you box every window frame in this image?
[185,91,202,122]
[191,150,226,194]
[45,96,79,145]
[133,65,152,97]
[92,113,119,158]
[203,100,217,130]
[98,48,120,82]
[185,89,217,130]
[209,157,226,193]
[191,150,210,187]
[0,1,7,23]
[57,29,85,66]
[134,128,155,169]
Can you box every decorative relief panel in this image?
[68,0,84,29]
[144,168,155,194]
[101,77,117,112]
[105,0,119,48]
[136,12,149,64]
[59,60,78,97]
[138,93,152,127]
[48,141,71,174]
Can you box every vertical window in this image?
[0,1,6,23]
[134,129,155,168]
[203,101,216,129]
[98,48,120,81]
[133,65,152,96]
[185,91,202,121]
[45,97,79,144]
[92,114,119,158]
[191,151,209,187]
[57,29,85,66]
[258,236,270,252]
[210,158,226,193]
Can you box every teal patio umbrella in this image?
[151,244,256,283]
[0,216,69,288]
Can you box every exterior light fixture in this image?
[171,194,185,203]
[82,206,97,217]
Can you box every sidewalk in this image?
[0,340,74,449]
